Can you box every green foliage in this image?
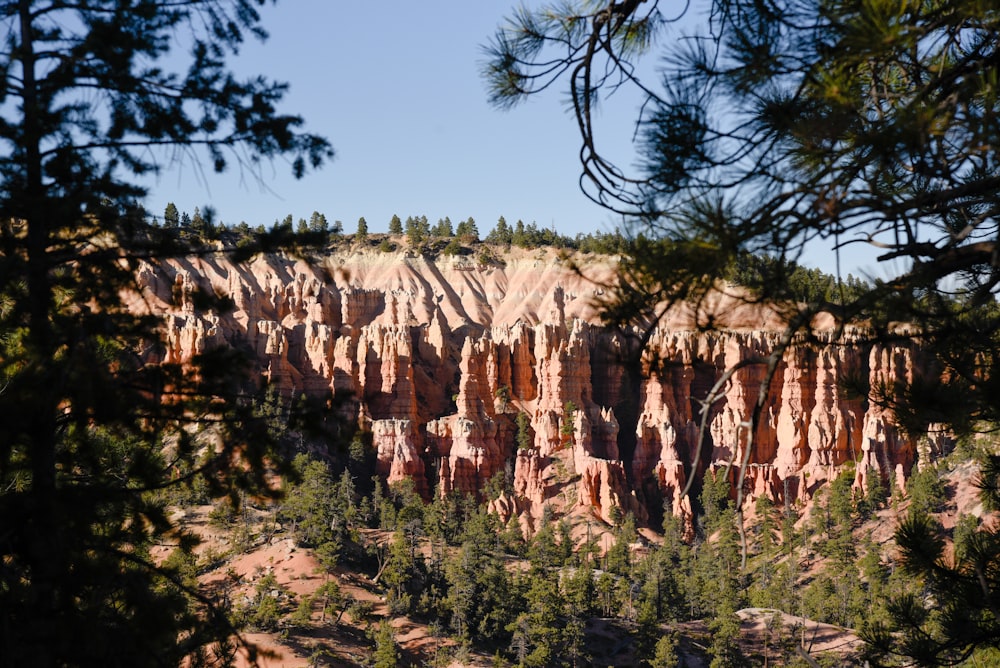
[164,202,180,229]
[388,214,403,235]
[370,620,400,668]
[560,400,578,438]
[432,216,454,237]
[863,457,1000,665]
[189,206,212,240]
[309,211,330,237]
[486,5,1000,657]
[817,470,858,567]
[347,598,374,626]
[747,495,786,608]
[279,454,361,572]
[290,590,315,628]
[681,470,747,626]
[604,513,637,575]
[238,571,287,632]
[316,579,345,623]
[515,412,534,450]
[456,217,479,242]
[0,2,331,662]
[487,216,513,246]
[906,464,948,517]
[510,219,567,249]
[729,253,871,306]
[632,542,685,662]
[388,477,425,529]
[954,513,980,563]
[380,529,421,615]
[477,246,504,267]
[161,545,200,591]
[699,469,733,534]
[510,566,566,667]
[483,469,512,503]
[445,523,518,646]
[707,601,749,668]
[404,215,430,246]
[649,633,679,668]
[562,565,597,620]
[527,519,566,570]
[494,385,511,409]
[857,468,888,522]
[356,216,369,240]
[485,0,1000,445]
[283,456,337,544]
[753,494,780,554]
[482,216,627,254]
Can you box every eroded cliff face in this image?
[132,247,940,530]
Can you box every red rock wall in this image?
[133,248,936,529]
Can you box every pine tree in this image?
[516,411,533,450]
[308,211,328,235]
[707,594,748,668]
[445,525,518,645]
[280,454,348,571]
[649,633,679,668]
[516,566,565,667]
[356,216,369,241]
[371,621,400,668]
[486,5,1000,659]
[164,201,180,228]
[863,453,1000,664]
[456,216,479,241]
[380,529,417,615]
[0,2,331,664]
[190,206,209,237]
[432,216,454,237]
[388,214,403,235]
[605,513,637,575]
[404,214,429,246]
[488,215,513,246]
[486,0,1000,489]
[512,220,528,248]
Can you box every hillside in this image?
[133,244,941,529]
[131,242,994,666]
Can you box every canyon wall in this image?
[132,247,939,530]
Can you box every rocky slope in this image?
[132,245,943,531]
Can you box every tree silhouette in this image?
[485,1,1000,660]
[164,201,180,228]
[485,0,1000,435]
[0,1,331,665]
[863,454,1000,665]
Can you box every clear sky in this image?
[145,1,886,277]
[145,1,664,238]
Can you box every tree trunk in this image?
[19,2,60,662]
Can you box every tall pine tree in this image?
[0,2,331,665]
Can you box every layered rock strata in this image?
[133,248,936,529]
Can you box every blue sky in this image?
[145,1,885,277]
[146,1,662,238]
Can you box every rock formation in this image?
[131,246,939,531]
